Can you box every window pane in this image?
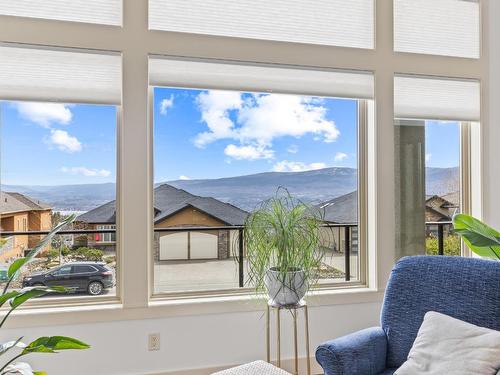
[0,101,117,298]
[153,86,361,294]
[0,0,122,26]
[394,0,480,58]
[149,0,374,49]
[395,119,463,258]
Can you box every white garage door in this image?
[190,232,218,259]
[159,232,188,260]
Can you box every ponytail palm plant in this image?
[243,188,324,306]
[0,214,89,374]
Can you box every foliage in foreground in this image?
[453,214,500,260]
[0,215,90,374]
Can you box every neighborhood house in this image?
[76,184,248,261]
[0,192,52,262]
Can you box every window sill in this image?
[4,287,384,329]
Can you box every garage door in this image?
[159,232,188,260]
[190,232,218,259]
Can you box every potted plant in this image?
[452,213,500,260]
[0,214,90,374]
[243,188,324,306]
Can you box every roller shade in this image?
[394,0,480,59]
[149,0,374,49]
[0,0,122,26]
[0,45,122,105]
[394,75,480,121]
[149,57,374,100]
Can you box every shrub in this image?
[60,246,70,257]
[46,249,60,262]
[74,247,103,261]
[426,233,461,256]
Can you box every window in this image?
[73,265,98,274]
[53,265,72,276]
[149,0,374,49]
[150,58,372,295]
[0,0,122,26]
[0,0,487,317]
[394,75,480,259]
[96,225,116,243]
[0,100,118,298]
[394,0,480,58]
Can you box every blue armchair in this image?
[316,256,500,375]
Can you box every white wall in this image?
[1,302,381,375]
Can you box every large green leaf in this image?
[452,214,500,260]
[0,292,20,308]
[23,336,90,354]
[7,215,76,280]
[10,287,68,309]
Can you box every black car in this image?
[22,262,114,295]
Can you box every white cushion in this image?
[396,311,500,375]
[212,361,291,375]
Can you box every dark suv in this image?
[22,262,114,295]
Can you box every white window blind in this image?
[0,0,122,26]
[394,75,480,121]
[149,57,374,100]
[149,0,374,49]
[394,0,480,59]
[0,45,122,105]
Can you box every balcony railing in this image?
[0,221,456,288]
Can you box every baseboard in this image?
[147,357,323,375]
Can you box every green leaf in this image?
[10,287,68,309]
[452,214,500,260]
[7,215,76,280]
[0,338,25,356]
[33,372,47,375]
[0,291,20,308]
[23,336,90,354]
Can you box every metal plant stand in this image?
[266,299,311,375]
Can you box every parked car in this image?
[22,262,114,295]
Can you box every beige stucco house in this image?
[0,192,52,262]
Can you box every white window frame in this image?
[0,0,488,327]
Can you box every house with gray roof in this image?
[77,184,248,261]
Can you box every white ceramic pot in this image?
[264,267,308,306]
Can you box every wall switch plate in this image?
[148,333,160,351]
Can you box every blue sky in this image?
[0,89,459,186]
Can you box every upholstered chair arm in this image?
[315,326,388,375]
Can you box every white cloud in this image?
[160,95,174,115]
[334,152,348,162]
[61,167,111,177]
[194,90,242,147]
[13,102,72,127]
[426,153,432,162]
[287,145,299,154]
[224,144,274,161]
[49,130,82,153]
[178,175,190,180]
[272,160,327,173]
[193,91,340,152]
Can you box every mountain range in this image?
[1,167,459,212]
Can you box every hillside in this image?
[1,167,459,212]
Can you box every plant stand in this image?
[266,299,311,375]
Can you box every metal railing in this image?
[425,221,454,256]
[1,221,454,287]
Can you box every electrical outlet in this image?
[148,333,160,351]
